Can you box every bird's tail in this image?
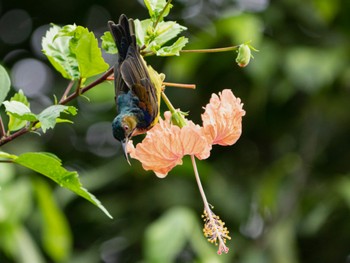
[108,14,137,61]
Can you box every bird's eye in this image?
[123,125,129,131]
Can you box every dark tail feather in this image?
[108,14,136,61]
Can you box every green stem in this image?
[180,45,240,54]
[161,91,187,128]
[161,91,177,114]
[153,0,173,28]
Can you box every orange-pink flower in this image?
[127,89,245,177]
[202,89,245,146]
[128,111,211,178]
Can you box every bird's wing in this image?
[120,46,159,120]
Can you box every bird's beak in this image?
[121,139,131,165]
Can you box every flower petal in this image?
[181,121,211,160]
[127,114,185,177]
[202,89,245,146]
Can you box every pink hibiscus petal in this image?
[202,89,245,146]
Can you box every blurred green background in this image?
[1,0,350,262]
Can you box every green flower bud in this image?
[236,44,251,67]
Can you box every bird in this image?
[108,14,161,163]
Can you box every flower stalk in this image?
[191,155,230,254]
[180,45,240,54]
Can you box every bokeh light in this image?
[11,58,53,97]
[0,9,32,45]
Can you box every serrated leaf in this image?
[42,25,80,80]
[144,0,173,21]
[7,90,30,132]
[67,26,109,78]
[101,31,118,54]
[34,178,72,262]
[14,152,112,218]
[37,105,77,133]
[3,101,37,122]
[43,25,108,80]
[142,21,187,55]
[156,36,188,56]
[154,21,187,46]
[0,64,11,105]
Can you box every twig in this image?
[59,67,114,105]
[163,82,196,89]
[0,114,6,138]
[59,80,75,104]
[180,45,239,53]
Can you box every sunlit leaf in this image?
[101,31,118,54]
[66,26,109,78]
[3,101,37,122]
[14,152,112,218]
[144,0,173,21]
[0,64,11,105]
[142,20,187,55]
[37,105,77,133]
[42,25,80,80]
[34,178,72,262]
[7,90,30,132]
[43,24,109,80]
[155,36,188,56]
[153,21,186,46]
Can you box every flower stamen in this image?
[202,207,231,255]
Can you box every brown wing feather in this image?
[120,46,158,118]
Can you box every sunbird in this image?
[108,15,161,162]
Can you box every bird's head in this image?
[112,115,137,164]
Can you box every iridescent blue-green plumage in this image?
[109,15,159,150]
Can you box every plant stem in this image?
[0,114,6,138]
[163,82,196,89]
[59,80,75,104]
[190,155,212,217]
[59,67,114,105]
[161,91,177,114]
[153,0,173,28]
[181,45,239,53]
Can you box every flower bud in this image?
[236,44,251,67]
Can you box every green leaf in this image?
[155,36,188,56]
[42,25,80,80]
[33,178,72,262]
[37,105,77,133]
[141,20,187,55]
[14,152,112,218]
[144,0,173,21]
[43,24,108,80]
[0,151,17,160]
[3,101,37,122]
[101,31,118,54]
[67,26,109,78]
[134,19,148,47]
[0,64,11,105]
[7,90,30,132]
